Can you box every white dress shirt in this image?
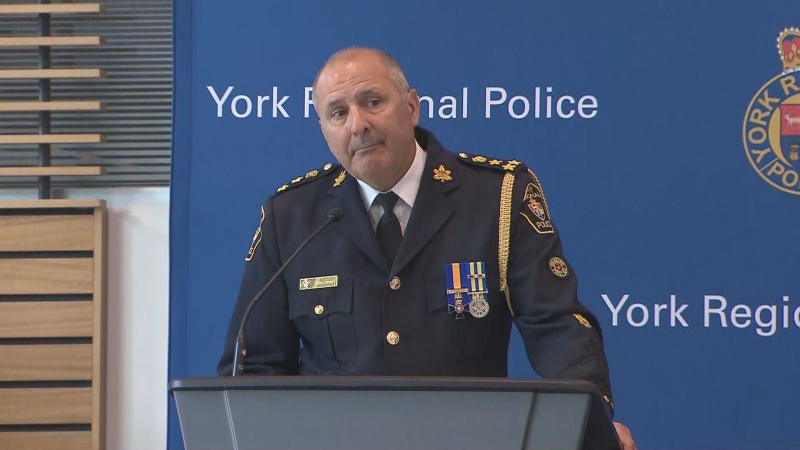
[356,140,426,235]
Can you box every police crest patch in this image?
[742,27,800,195]
[549,256,569,278]
[520,170,554,234]
[245,206,265,262]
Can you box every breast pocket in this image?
[288,280,357,369]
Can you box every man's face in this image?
[315,52,420,191]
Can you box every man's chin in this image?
[351,164,395,191]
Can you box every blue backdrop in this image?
[170,2,800,449]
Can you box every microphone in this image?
[231,207,344,376]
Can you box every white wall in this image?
[0,187,170,450]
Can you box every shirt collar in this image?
[356,140,426,210]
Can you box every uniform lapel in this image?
[392,132,459,274]
[324,171,388,270]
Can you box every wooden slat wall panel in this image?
[0,215,94,251]
[0,431,91,450]
[0,302,93,338]
[0,344,92,381]
[0,203,106,448]
[0,388,92,424]
[0,259,93,295]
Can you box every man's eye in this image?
[367,99,381,107]
[330,109,345,118]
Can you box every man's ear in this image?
[406,88,420,125]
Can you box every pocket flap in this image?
[289,279,353,320]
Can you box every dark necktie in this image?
[375,192,402,265]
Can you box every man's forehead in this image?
[317,65,393,100]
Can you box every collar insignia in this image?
[433,164,453,182]
[333,170,347,187]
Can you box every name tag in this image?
[299,275,338,290]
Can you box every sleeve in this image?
[217,198,300,376]
[504,167,615,416]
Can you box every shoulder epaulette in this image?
[274,162,341,194]
[455,151,524,172]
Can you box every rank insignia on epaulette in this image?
[333,169,346,187]
[432,164,452,182]
[573,313,592,328]
[457,151,521,172]
[245,206,265,262]
[275,162,338,194]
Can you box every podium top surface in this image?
[170,376,620,450]
[169,376,602,395]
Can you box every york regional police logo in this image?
[743,27,800,195]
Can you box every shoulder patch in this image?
[456,151,523,172]
[520,168,555,234]
[275,162,340,194]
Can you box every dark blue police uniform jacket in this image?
[218,127,614,413]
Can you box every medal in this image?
[446,263,470,319]
[445,261,489,319]
[469,295,489,318]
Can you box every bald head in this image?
[312,47,410,111]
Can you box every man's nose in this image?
[348,106,371,135]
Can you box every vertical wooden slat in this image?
[91,207,107,450]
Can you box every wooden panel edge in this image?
[92,206,107,450]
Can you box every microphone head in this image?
[327,207,344,222]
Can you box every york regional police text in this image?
[603,294,799,337]
[207,85,599,120]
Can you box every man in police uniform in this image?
[218,47,636,449]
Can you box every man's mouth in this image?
[352,143,381,154]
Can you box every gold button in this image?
[314,304,324,315]
[386,331,400,345]
[389,276,401,290]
